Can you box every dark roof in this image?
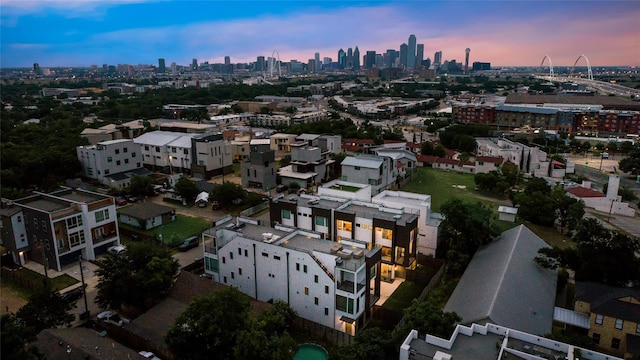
[194,180,216,193]
[416,155,438,163]
[34,328,139,359]
[575,282,640,322]
[106,167,153,181]
[444,225,557,335]
[117,202,175,220]
[505,94,640,110]
[476,156,504,164]
[566,186,606,198]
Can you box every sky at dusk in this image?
[1,0,639,68]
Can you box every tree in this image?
[335,327,394,360]
[438,198,495,274]
[421,142,434,156]
[129,175,154,197]
[95,241,179,310]
[16,285,75,334]
[619,146,640,175]
[166,287,251,360]
[551,186,585,234]
[433,144,446,158]
[174,176,200,203]
[1,314,37,360]
[393,300,461,342]
[210,182,247,209]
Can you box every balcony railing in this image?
[93,231,117,245]
[337,280,366,294]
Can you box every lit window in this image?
[595,314,603,325]
[615,319,623,330]
[304,287,309,295]
[282,209,291,220]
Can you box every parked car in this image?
[124,194,137,203]
[138,351,161,360]
[107,245,126,254]
[177,236,199,252]
[276,184,288,193]
[97,311,129,326]
[115,197,127,206]
[60,285,86,303]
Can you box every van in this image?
[601,152,609,159]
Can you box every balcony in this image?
[337,280,366,294]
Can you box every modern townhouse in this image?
[341,155,395,195]
[278,134,340,189]
[76,139,149,189]
[241,139,277,191]
[3,188,121,271]
[270,189,419,281]
[202,216,381,335]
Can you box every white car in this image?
[97,311,129,326]
[107,245,126,254]
[138,351,161,360]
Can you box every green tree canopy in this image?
[16,285,75,334]
[174,176,200,203]
[166,287,251,360]
[95,241,179,310]
[210,182,247,209]
[1,314,37,360]
[129,175,155,197]
[335,327,395,360]
[619,145,640,175]
[392,300,461,342]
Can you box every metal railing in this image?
[240,201,269,217]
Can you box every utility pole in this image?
[78,255,90,320]
[40,240,49,288]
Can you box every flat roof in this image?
[338,202,417,226]
[372,190,430,209]
[51,189,106,203]
[16,196,70,213]
[410,330,502,360]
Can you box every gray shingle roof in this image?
[117,202,175,220]
[444,225,557,335]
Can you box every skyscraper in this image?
[171,62,177,74]
[365,51,376,69]
[353,47,360,70]
[434,51,442,66]
[386,49,398,68]
[338,48,346,69]
[416,44,424,69]
[400,43,408,68]
[33,63,40,75]
[256,56,265,71]
[347,48,353,69]
[407,34,417,68]
[464,48,471,74]
[224,56,231,65]
[192,58,198,71]
[314,52,320,72]
[158,58,166,73]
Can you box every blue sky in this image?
[1,0,638,68]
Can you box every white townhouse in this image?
[202,216,382,335]
[76,139,148,189]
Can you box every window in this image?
[611,338,620,349]
[304,287,309,295]
[282,209,291,220]
[144,145,149,151]
[230,252,233,259]
[325,307,329,316]
[238,247,242,255]
[615,319,623,330]
[222,257,226,264]
[116,160,121,166]
[378,228,393,240]
[231,272,235,279]
[124,159,129,164]
[155,146,160,153]
[239,268,242,276]
[244,249,248,257]
[273,255,281,260]
[123,148,128,153]
[262,252,268,257]
[107,157,113,162]
[636,323,640,334]
[336,295,354,314]
[314,275,318,283]
[132,152,136,158]
[303,265,307,273]
[95,209,109,222]
[69,231,86,247]
[595,314,603,325]
[223,276,227,284]
[184,149,189,155]
[296,263,300,271]
[325,285,329,294]
[315,216,327,227]
[337,220,352,231]
[41,220,47,231]
[314,297,319,305]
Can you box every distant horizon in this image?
[1,1,639,68]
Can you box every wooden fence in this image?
[291,316,353,346]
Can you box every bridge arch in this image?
[539,55,554,78]
[269,50,281,79]
[571,54,593,81]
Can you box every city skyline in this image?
[1,0,638,68]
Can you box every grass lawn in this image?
[2,267,79,294]
[382,281,424,312]
[150,215,210,246]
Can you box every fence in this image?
[240,201,269,218]
[392,262,445,333]
[1,266,46,292]
[291,316,353,346]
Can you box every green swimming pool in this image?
[294,343,329,360]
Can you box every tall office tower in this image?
[308,59,316,73]
[365,51,376,69]
[464,48,471,74]
[171,62,177,74]
[224,56,231,65]
[33,63,40,74]
[338,48,346,69]
[385,49,398,68]
[192,58,198,71]
[346,48,353,69]
[127,65,134,77]
[400,43,408,68]
[158,58,166,73]
[256,56,265,71]
[102,64,108,73]
[314,52,320,72]
[323,57,332,65]
[407,34,417,68]
[375,54,384,69]
[353,47,360,70]
[416,44,424,69]
[434,51,442,66]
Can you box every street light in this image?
[599,149,607,172]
